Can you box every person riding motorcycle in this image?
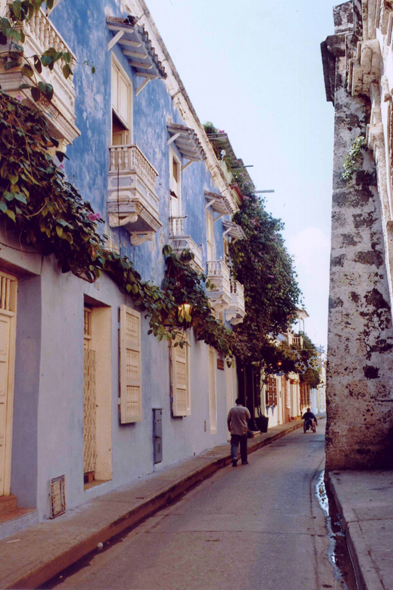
[302,408,318,433]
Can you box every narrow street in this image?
[45,424,355,590]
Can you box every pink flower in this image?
[218,129,225,134]
[88,212,101,222]
[59,163,65,170]
[16,94,23,101]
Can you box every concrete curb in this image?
[2,418,320,590]
[327,473,385,590]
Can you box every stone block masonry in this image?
[322,1,393,470]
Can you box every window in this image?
[171,336,190,417]
[119,305,142,423]
[208,346,217,433]
[111,57,132,145]
[170,149,182,217]
[206,210,214,260]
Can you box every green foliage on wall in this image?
[342,136,366,181]
[0,91,236,354]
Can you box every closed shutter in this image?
[111,62,118,112]
[267,377,274,406]
[208,347,217,433]
[119,305,142,423]
[0,315,10,496]
[273,377,278,406]
[206,211,214,260]
[172,338,190,417]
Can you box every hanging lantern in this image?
[178,303,192,322]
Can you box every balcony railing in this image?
[0,7,79,144]
[169,216,185,237]
[169,216,203,273]
[225,279,245,325]
[108,145,161,245]
[293,335,303,348]
[109,145,158,194]
[207,260,231,311]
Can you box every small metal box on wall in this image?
[153,408,163,464]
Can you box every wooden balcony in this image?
[206,260,231,312]
[108,145,161,246]
[0,7,80,145]
[225,279,245,325]
[169,217,203,273]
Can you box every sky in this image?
[144,0,338,349]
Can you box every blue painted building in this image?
[0,0,247,537]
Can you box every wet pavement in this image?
[45,426,354,590]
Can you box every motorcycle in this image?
[303,418,316,433]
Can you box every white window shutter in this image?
[206,211,214,260]
[119,305,142,423]
[118,73,129,125]
[111,62,118,112]
[172,339,190,417]
[208,346,217,433]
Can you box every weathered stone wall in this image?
[324,1,393,470]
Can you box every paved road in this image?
[48,425,345,590]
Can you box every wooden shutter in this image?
[118,72,129,124]
[119,305,142,423]
[208,347,217,433]
[267,377,274,406]
[0,315,10,496]
[206,211,214,260]
[172,338,190,417]
[111,60,131,129]
[111,62,118,112]
[273,377,278,406]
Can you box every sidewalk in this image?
[0,418,310,590]
[328,470,393,590]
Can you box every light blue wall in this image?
[50,0,230,284]
[2,0,237,522]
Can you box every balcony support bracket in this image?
[130,232,154,246]
[108,29,125,51]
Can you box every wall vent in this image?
[50,475,66,519]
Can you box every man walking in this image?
[227,398,251,467]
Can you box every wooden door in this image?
[0,314,11,496]
[0,273,16,497]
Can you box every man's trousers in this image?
[230,434,248,464]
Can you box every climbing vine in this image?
[0,91,238,355]
[342,135,366,181]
